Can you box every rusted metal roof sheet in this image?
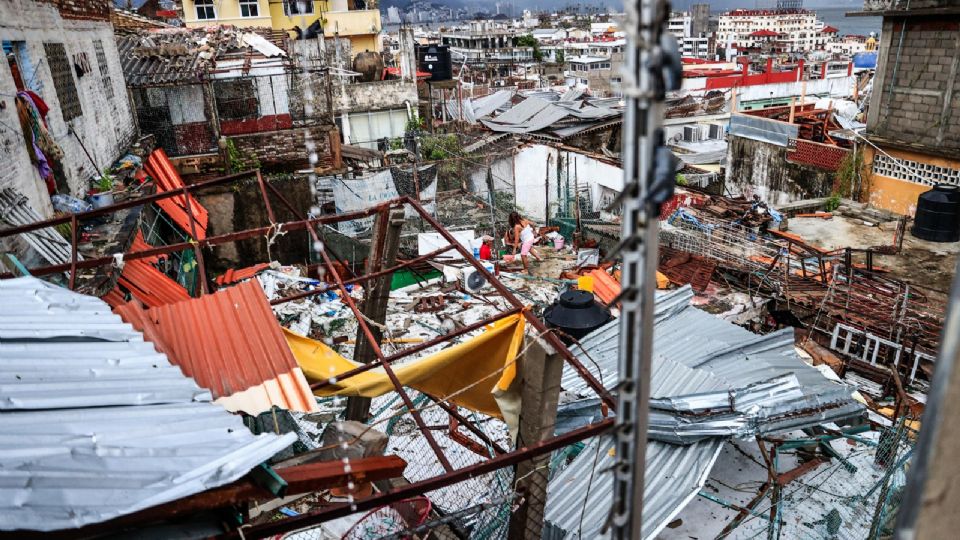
[118,258,192,307]
[144,149,209,239]
[0,276,295,531]
[215,263,272,287]
[115,280,319,415]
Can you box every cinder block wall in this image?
[868,17,960,157]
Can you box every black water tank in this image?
[543,290,611,343]
[912,184,960,242]
[416,45,452,81]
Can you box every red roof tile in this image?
[144,149,209,240]
[114,280,318,415]
[587,268,621,306]
[749,30,780,37]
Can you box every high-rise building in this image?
[717,8,827,54]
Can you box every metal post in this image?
[69,214,78,290]
[180,185,209,295]
[611,1,676,538]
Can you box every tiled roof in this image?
[115,280,319,415]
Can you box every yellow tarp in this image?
[285,314,526,418]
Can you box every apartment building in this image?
[717,8,827,54]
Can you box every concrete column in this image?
[507,337,564,540]
[345,208,405,421]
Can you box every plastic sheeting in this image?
[288,314,525,418]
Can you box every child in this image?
[508,211,542,274]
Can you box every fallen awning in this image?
[288,314,525,419]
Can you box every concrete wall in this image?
[336,79,417,115]
[867,18,960,158]
[466,143,624,222]
[863,145,960,216]
[726,135,836,205]
[0,0,136,217]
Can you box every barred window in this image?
[872,153,960,187]
[43,42,82,122]
[93,39,113,100]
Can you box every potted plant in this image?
[89,170,115,209]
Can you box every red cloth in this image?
[23,90,49,121]
[479,243,492,260]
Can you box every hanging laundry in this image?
[15,91,63,195]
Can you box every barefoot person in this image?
[508,211,541,274]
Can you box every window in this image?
[93,39,113,100]
[43,42,82,121]
[284,0,314,15]
[239,0,259,17]
[195,0,215,20]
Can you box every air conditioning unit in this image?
[708,123,723,140]
[683,125,702,142]
[461,262,495,294]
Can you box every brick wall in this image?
[46,0,110,21]
[787,139,851,171]
[0,0,137,217]
[868,17,960,157]
[229,125,339,171]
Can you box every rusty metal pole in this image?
[309,206,453,473]
[404,196,616,409]
[254,170,277,225]
[69,214,78,290]
[180,185,209,295]
[346,207,405,422]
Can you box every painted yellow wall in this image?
[182,0,273,28]
[864,146,960,216]
[267,1,329,31]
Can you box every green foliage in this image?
[224,138,260,172]
[676,173,687,186]
[406,114,425,133]
[420,134,460,161]
[95,170,114,193]
[389,137,404,151]
[555,49,565,64]
[825,193,842,212]
[834,148,864,200]
[516,34,543,62]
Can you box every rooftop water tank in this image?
[352,51,383,83]
[912,184,960,243]
[543,290,611,343]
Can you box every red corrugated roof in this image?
[144,149,209,240]
[215,263,272,286]
[749,30,780,37]
[114,280,318,415]
[118,259,192,308]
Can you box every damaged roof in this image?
[0,277,295,532]
[115,279,319,416]
[446,92,622,138]
[117,26,288,86]
[545,285,864,539]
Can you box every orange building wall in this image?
[863,146,960,216]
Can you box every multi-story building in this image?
[669,9,715,60]
[857,0,960,215]
[440,21,534,64]
[180,0,382,55]
[717,8,827,53]
[565,53,624,97]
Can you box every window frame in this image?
[43,42,83,122]
[239,0,259,18]
[284,0,315,16]
[195,0,216,20]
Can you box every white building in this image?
[440,22,534,63]
[0,0,136,218]
[387,6,401,24]
[668,12,692,40]
[717,8,828,53]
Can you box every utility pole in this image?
[610,1,681,539]
[345,208,405,421]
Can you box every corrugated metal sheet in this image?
[544,437,724,540]
[0,188,80,271]
[115,280,319,415]
[144,149,209,239]
[729,113,798,147]
[0,277,295,531]
[562,286,863,439]
[215,263,273,286]
[117,258,192,307]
